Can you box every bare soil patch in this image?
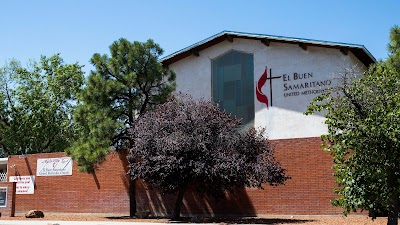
[0,214,394,224]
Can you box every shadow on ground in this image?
[105,216,314,224]
[178,217,313,224]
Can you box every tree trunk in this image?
[128,136,137,218]
[129,179,136,218]
[387,195,399,225]
[387,168,399,225]
[173,185,187,220]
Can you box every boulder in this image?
[25,210,44,218]
[190,216,203,222]
[136,210,150,219]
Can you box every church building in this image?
[162,31,374,139]
[2,31,375,217]
[159,31,375,215]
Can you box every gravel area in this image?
[0,214,394,225]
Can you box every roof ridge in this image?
[161,31,376,66]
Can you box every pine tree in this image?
[67,38,175,217]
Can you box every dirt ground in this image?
[0,214,395,225]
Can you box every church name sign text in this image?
[282,72,332,97]
[37,157,73,176]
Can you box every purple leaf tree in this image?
[129,94,289,219]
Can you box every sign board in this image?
[37,157,73,176]
[0,187,7,207]
[9,176,35,194]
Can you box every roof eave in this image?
[161,31,376,67]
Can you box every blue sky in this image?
[1,1,399,74]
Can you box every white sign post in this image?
[36,157,73,176]
[9,176,35,194]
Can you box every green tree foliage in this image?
[129,95,289,219]
[67,38,175,172]
[0,54,84,155]
[66,38,175,217]
[306,26,400,225]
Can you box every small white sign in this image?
[9,176,35,194]
[36,157,73,176]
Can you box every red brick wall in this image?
[8,151,130,214]
[134,137,342,216]
[256,137,342,215]
[0,182,16,217]
[8,137,343,216]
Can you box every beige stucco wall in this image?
[169,38,365,140]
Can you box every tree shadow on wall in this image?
[134,179,258,218]
[92,171,101,189]
[104,215,313,224]
[178,217,314,224]
[119,151,130,194]
[120,171,260,217]
[118,150,268,218]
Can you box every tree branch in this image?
[341,87,366,118]
[139,91,149,116]
[0,116,10,127]
[40,129,60,151]
[0,142,10,156]
[111,130,130,147]
[5,82,15,112]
